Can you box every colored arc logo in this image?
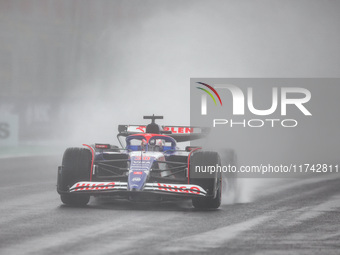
[196,82,223,106]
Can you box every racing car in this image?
[57,115,222,209]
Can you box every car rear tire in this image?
[190,151,222,209]
[57,147,92,206]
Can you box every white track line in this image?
[0,213,174,255]
[160,212,280,253]
[287,194,340,227]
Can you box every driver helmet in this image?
[148,139,164,151]
[156,139,164,149]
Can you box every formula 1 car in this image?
[57,115,222,209]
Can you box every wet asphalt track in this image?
[0,155,340,255]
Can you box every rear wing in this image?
[118,125,209,142]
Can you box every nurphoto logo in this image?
[196,81,312,128]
